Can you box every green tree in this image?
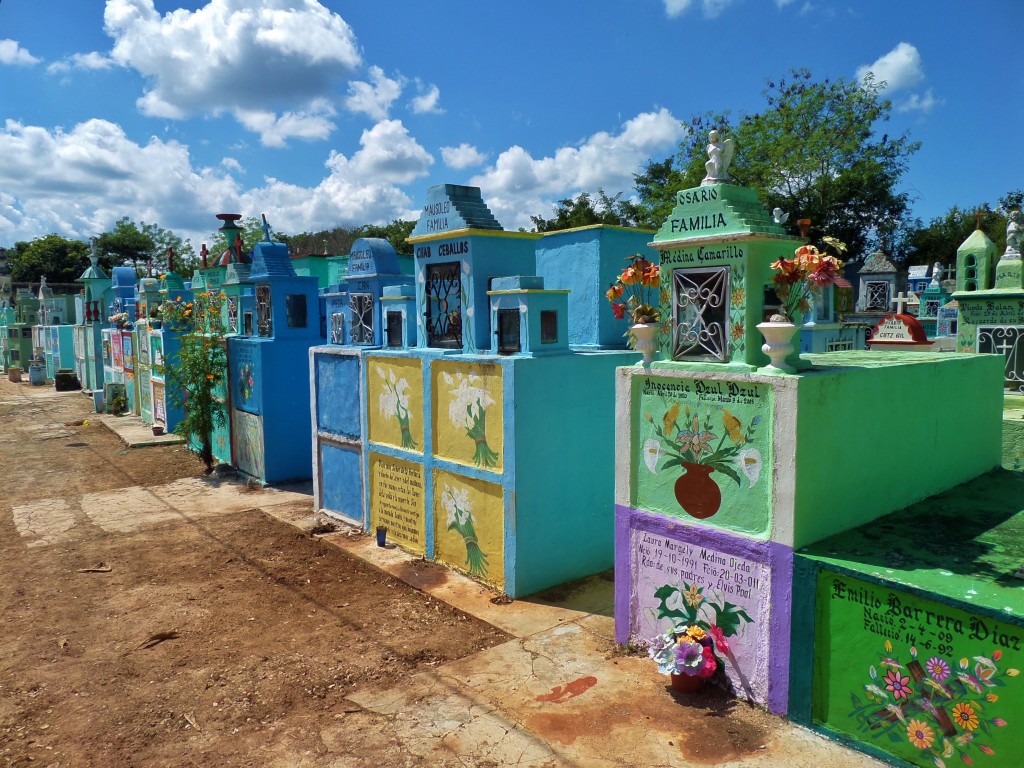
[94,217,154,273]
[653,69,920,260]
[530,190,636,232]
[8,234,90,283]
[158,291,228,473]
[355,219,416,255]
[905,204,1008,268]
[631,158,687,229]
[96,217,196,276]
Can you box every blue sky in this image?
[0,0,1020,254]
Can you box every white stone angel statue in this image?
[702,130,735,185]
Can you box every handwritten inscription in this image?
[661,244,744,266]
[641,376,764,406]
[829,575,1023,655]
[372,456,424,549]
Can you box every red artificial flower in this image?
[708,624,730,655]
[697,645,718,679]
[612,302,627,320]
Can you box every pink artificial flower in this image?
[708,624,730,655]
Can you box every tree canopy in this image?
[94,217,196,276]
[530,190,638,232]
[637,69,920,260]
[8,235,90,284]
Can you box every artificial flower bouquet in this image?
[649,620,731,682]
[606,253,661,326]
[769,236,847,322]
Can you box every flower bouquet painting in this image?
[376,365,417,450]
[441,483,488,579]
[441,369,499,468]
[848,640,1017,767]
[648,581,752,691]
[643,402,762,519]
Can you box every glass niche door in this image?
[424,261,462,349]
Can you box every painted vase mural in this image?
[644,403,762,519]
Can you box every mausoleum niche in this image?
[424,260,462,349]
[349,292,373,345]
[671,265,730,362]
[255,285,272,337]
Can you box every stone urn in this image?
[630,323,659,365]
[756,320,799,374]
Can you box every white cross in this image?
[995,338,1014,357]
[891,291,912,315]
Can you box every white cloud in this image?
[347,120,434,184]
[856,42,924,92]
[774,0,796,6]
[220,157,244,173]
[345,66,404,120]
[441,143,487,170]
[897,88,943,114]
[410,81,443,115]
[235,99,337,147]
[103,0,361,144]
[663,0,736,18]
[470,108,685,229]
[0,39,40,66]
[0,117,424,249]
[47,52,117,74]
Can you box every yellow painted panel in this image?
[432,361,503,471]
[367,356,423,453]
[433,469,504,590]
[369,453,425,555]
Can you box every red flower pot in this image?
[670,672,705,693]
[674,462,722,519]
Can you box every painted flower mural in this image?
[644,403,762,519]
[376,365,416,450]
[849,641,1017,766]
[442,370,499,467]
[238,361,255,402]
[441,483,488,578]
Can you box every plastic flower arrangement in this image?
[648,581,752,683]
[606,253,662,326]
[769,236,847,322]
[108,311,131,328]
[649,621,727,682]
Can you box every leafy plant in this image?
[157,291,228,473]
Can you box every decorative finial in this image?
[1006,210,1022,254]
[200,243,209,269]
[772,208,789,225]
[166,246,175,274]
[797,218,811,239]
[89,237,99,268]
[261,213,272,242]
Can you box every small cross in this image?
[974,209,989,231]
[891,292,912,315]
[995,338,1014,357]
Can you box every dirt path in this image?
[0,380,509,768]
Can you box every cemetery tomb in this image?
[791,471,1024,768]
[311,184,651,596]
[227,221,323,484]
[613,139,1006,721]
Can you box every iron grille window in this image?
[227,297,238,334]
[424,261,462,349]
[924,299,940,317]
[386,311,403,348]
[256,285,272,337]
[497,309,521,354]
[866,281,889,311]
[349,293,374,345]
[977,326,1024,393]
[672,266,730,361]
